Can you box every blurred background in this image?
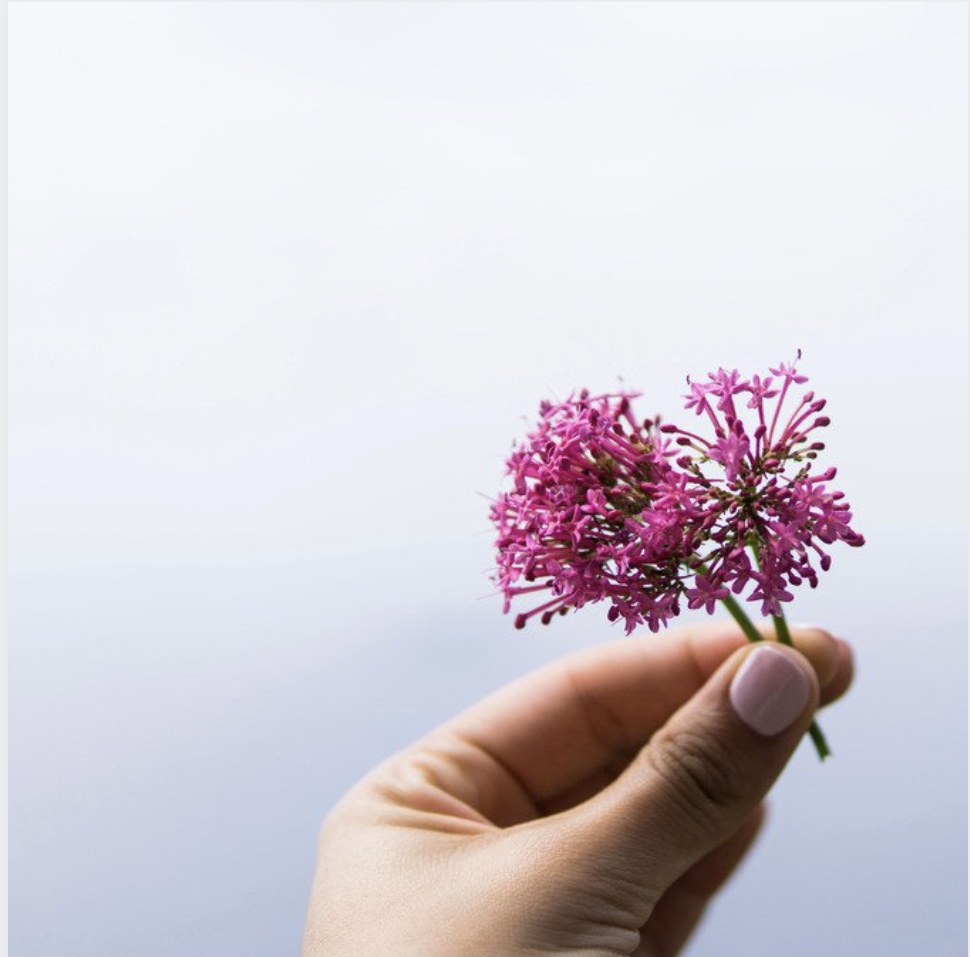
[8,3,967,956]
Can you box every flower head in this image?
[491,359,864,634]
[490,390,699,634]
[661,356,865,616]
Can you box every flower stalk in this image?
[710,564,829,760]
[726,595,830,760]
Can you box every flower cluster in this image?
[665,358,865,618]
[490,390,689,633]
[491,358,864,634]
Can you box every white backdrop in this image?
[9,4,967,956]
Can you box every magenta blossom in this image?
[490,390,700,634]
[491,358,864,633]
[661,354,864,617]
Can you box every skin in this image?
[302,621,854,957]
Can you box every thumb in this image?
[565,642,819,905]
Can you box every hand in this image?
[302,621,854,956]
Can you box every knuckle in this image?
[646,726,748,834]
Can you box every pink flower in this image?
[708,427,751,483]
[490,390,699,634]
[662,356,865,617]
[492,358,864,633]
[685,573,730,614]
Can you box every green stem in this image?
[720,592,764,644]
[717,596,831,762]
[807,721,831,761]
[772,609,831,761]
[771,613,793,647]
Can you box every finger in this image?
[820,638,854,706]
[542,632,851,817]
[434,622,846,812]
[637,805,766,957]
[556,642,819,918]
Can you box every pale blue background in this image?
[8,3,968,956]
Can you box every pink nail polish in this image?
[729,645,812,736]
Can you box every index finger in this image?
[433,621,849,814]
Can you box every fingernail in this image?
[729,645,812,736]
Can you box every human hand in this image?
[302,621,853,956]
